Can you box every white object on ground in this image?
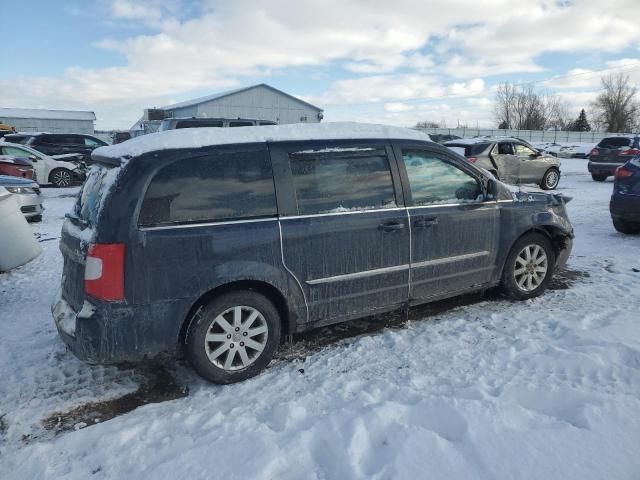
[0,187,41,271]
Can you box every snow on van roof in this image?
[93,122,433,160]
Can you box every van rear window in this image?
[139,151,276,226]
[446,143,490,157]
[76,164,118,226]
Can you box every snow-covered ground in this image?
[1,158,639,479]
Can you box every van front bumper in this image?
[52,292,186,364]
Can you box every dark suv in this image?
[588,136,640,181]
[3,133,108,162]
[53,123,574,384]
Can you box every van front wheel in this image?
[499,233,556,300]
[185,291,281,384]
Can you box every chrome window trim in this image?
[306,264,410,285]
[279,207,405,220]
[412,250,490,269]
[406,201,487,209]
[139,217,277,231]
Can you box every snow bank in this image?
[93,122,433,160]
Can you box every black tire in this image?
[49,168,74,188]
[499,233,556,300]
[540,168,560,190]
[612,218,640,235]
[185,290,281,384]
[591,173,607,182]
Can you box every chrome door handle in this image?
[414,217,438,228]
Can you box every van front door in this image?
[395,146,500,301]
[272,142,410,325]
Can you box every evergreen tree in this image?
[572,109,591,132]
[498,120,509,130]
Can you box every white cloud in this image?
[384,103,415,113]
[2,0,640,129]
[543,59,640,89]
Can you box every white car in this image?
[0,143,85,187]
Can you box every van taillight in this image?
[468,156,478,163]
[84,243,125,301]
[590,148,599,156]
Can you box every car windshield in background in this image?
[446,142,491,157]
[598,137,632,149]
[3,135,31,144]
[175,119,224,129]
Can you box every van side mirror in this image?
[29,155,38,161]
[484,178,497,200]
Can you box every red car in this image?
[0,155,34,179]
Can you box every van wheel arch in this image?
[178,280,292,352]
[501,226,569,275]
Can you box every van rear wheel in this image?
[185,291,281,384]
[499,233,556,300]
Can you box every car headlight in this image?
[5,186,35,194]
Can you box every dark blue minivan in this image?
[53,123,574,383]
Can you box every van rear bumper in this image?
[52,292,186,364]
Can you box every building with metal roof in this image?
[0,108,96,134]
[131,83,323,134]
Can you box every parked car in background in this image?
[1,133,108,162]
[53,123,573,384]
[158,117,278,131]
[610,158,640,234]
[444,137,562,189]
[0,143,85,187]
[0,175,43,221]
[111,131,131,144]
[588,136,640,181]
[0,155,34,179]
[0,186,42,272]
[428,133,461,144]
[0,121,16,138]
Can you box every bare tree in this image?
[494,82,517,129]
[414,120,442,129]
[493,82,569,130]
[592,73,639,132]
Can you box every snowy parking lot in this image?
[1,158,639,479]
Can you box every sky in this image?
[1,0,640,131]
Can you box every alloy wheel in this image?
[545,170,559,189]
[53,170,72,187]
[513,244,548,292]
[204,306,269,371]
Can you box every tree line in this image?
[415,73,639,133]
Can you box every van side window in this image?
[401,150,481,206]
[139,152,277,226]
[289,148,397,215]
